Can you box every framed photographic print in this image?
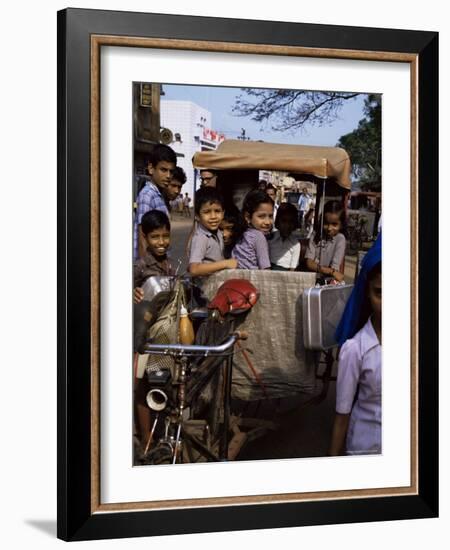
[57,8,438,541]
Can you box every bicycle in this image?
[140,330,247,465]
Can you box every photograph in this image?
[1,1,446,548]
[53,5,439,541]
[131,82,383,467]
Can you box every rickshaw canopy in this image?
[192,140,352,190]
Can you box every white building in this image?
[160,100,224,198]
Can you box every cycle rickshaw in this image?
[138,140,354,465]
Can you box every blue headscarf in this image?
[335,232,382,345]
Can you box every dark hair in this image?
[367,261,381,283]
[357,262,381,332]
[218,206,243,254]
[172,166,186,185]
[140,209,171,236]
[274,202,298,231]
[314,199,347,243]
[266,183,276,192]
[258,179,268,189]
[194,186,225,215]
[243,189,274,218]
[222,205,244,236]
[234,189,274,239]
[148,144,177,167]
[223,205,242,225]
[200,168,217,176]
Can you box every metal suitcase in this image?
[302,283,354,351]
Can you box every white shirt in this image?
[268,231,301,269]
[273,202,279,220]
[336,317,382,455]
[297,193,311,212]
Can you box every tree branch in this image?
[232,89,360,132]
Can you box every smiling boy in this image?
[188,187,237,277]
[132,209,173,453]
[134,144,176,259]
[133,210,172,292]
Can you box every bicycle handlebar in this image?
[143,331,247,357]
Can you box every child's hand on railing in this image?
[225,258,238,269]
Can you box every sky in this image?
[162,83,368,147]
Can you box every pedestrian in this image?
[183,192,192,217]
[177,193,184,216]
[297,186,311,228]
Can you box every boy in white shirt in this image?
[269,202,301,271]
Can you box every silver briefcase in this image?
[302,283,354,351]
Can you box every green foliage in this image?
[337,94,381,191]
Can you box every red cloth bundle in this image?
[208,279,259,316]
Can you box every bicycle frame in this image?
[142,332,243,464]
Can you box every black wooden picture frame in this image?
[57,8,438,541]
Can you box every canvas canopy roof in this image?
[193,140,352,190]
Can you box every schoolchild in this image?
[133,209,172,303]
[188,187,237,277]
[232,189,274,270]
[134,144,176,259]
[329,235,382,456]
[132,209,173,454]
[305,200,347,282]
[220,206,243,259]
[165,166,186,204]
[269,202,301,271]
[132,209,172,351]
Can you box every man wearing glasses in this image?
[200,169,218,188]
